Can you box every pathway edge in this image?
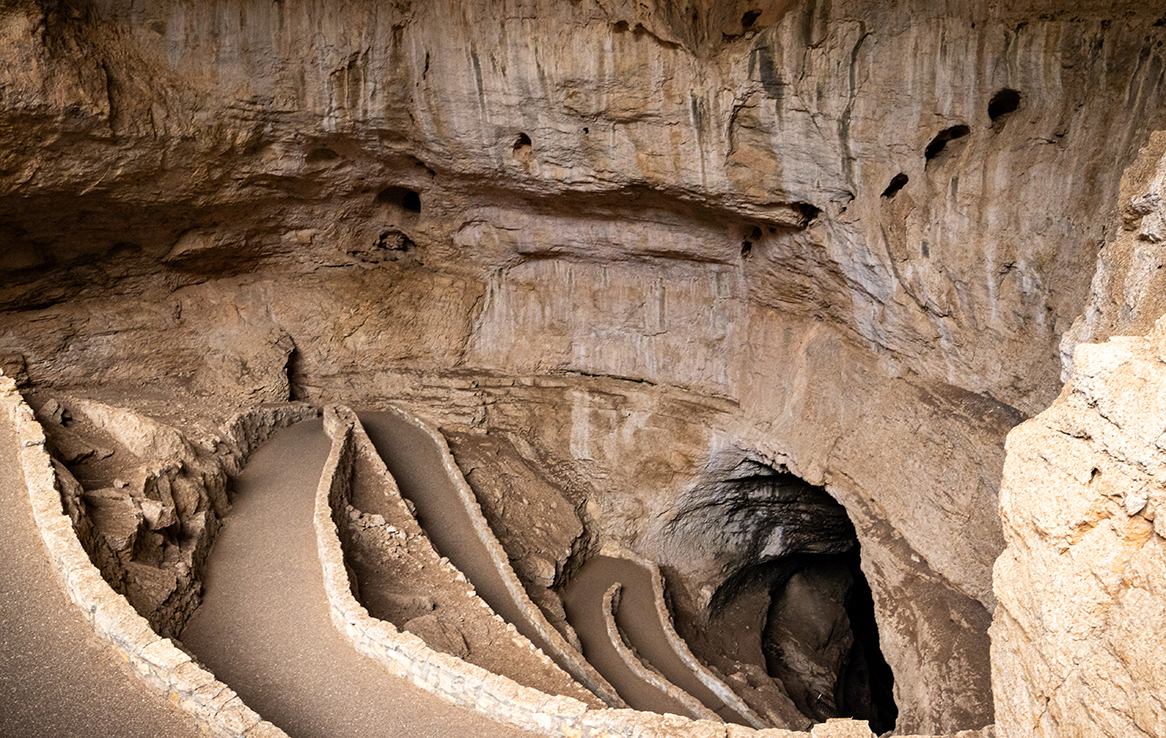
[0,372,296,738]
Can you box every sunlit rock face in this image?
[992,132,1166,738]
[2,0,1166,734]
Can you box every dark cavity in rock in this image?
[924,125,971,161]
[376,186,422,214]
[988,88,1022,123]
[882,173,909,199]
[666,457,897,732]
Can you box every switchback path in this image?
[561,556,750,724]
[179,418,533,738]
[363,409,746,725]
[0,415,202,738]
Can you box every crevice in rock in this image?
[925,124,971,161]
[376,186,422,214]
[306,147,340,163]
[881,173,908,199]
[513,133,534,172]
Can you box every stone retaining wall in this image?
[0,372,292,738]
[601,581,721,722]
[380,403,626,707]
[601,543,768,728]
[4,372,994,738]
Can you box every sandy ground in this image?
[179,418,534,738]
[0,414,203,738]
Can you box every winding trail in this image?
[179,418,533,738]
[0,415,202,738]
[558,558,694,718]
[360,412,529,625]
[363,409,751,725]
[561,556,751,724]
[360,410,613,701]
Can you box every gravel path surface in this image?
[0,415,203,738]
[180,418,534,738]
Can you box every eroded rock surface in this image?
[3,0,1166,734]
[993,135,1166,738]
[993,322,1166,738]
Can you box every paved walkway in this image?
[363,411,744,724]
[179,418,533,738]
[360,412,569,675]
[561,556,749,723]
[0,416,203,737]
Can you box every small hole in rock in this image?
[376,186,422,214]
[925,125,971,161]
[881,173,909,199]
[513,133,534,171]
[583,127,589,134]
[741,10,761,29]
[741,241,753,258]
[306,147,340,163]
[988,89,1021,123]
[794,202,822,225]
[749,226,763,240]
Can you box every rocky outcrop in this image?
[992,134,1166,737]
[27,392,316,636]
[993,321,1166,738]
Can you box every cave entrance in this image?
[669,459,897,733]
[760,545,897,733]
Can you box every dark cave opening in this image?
[988,88,1022,123]
[672,460,898,733]
[376,186,422,214]
[761,547,897,734]
[924,124,970,161]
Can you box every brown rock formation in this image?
[3,0,1166,734]
[992,133,1166,738]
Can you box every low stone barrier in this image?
[0,372,292,738]
[314,404,889,738]
[3,369,987,738]
[375,403,626,706]
[600,544,768,729]
[601,581,721,722]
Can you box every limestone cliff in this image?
[992,132,1166,738]
[2,0,1166,734]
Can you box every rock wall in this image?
[991,134,1166,737]
[993,321,1166,738]
[3,0,1166,734]
[0,375,290,738]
